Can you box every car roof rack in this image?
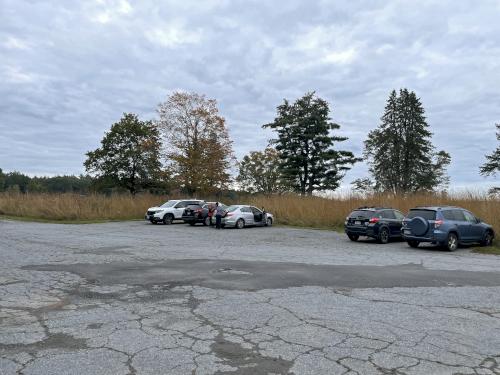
[356,206,392,210]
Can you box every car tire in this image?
[266,218,273,227]
[378,227,390,244]
[347,234,359,242]
[407,240,420,248]
[480,231,494,247]
[163,214,174,225]
[236,219,245,229]
[446,232,458,251]
[203,217,210,226]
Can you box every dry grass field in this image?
[0,192,499,241]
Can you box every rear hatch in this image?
[404,209,437,237]
[347,210,375,226]
[183,204,202,218]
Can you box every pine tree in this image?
[480,124,500,176]
[364,89,450,193]
[263,92,359,195]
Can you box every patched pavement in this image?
[1,220,500,374]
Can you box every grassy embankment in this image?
[0,191,499,252]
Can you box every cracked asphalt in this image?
[1,219,500,375]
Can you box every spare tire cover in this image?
[409,217,429,236]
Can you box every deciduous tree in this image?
[157,92,234,195]
[236,147,289,194]
[84,113,162,195]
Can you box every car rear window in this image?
[225,205,239,212]
[349,210,375,218]
[407,210,436,220]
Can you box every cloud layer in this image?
[1,0,499,188]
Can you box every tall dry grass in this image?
[0,192,499,237]
[0,193,169,221]
[247,192,500,235]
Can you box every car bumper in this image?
[402,229,447,243]
[345,225,377,237]
[222,218,236,227]
[145,214,163,223]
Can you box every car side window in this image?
[394,211,404,220]
[452,210,466,221]
[381,210,396,219]
[174,202,187,208]
[442,210,454,220]
[251,207,261,215]
[241,207,251,213]
[463,211,476,223]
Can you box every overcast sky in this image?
[1,0,499,189]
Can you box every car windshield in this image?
[225,205,239,212]
[349,210,375,218]
[160,200,177,208]
[407,210,436,220]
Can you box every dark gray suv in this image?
[402,206,495,251]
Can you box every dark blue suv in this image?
[402,206,495,251]
[345,207,405,244]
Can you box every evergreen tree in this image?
[84,113,163,195]
[364,89,450,193]
[480,124,500,176]
[263,92,359,195]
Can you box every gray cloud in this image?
[1,0,499,188]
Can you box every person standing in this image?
[207,203,215,226]
[215,202,224,229]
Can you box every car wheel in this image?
[378,227,390,244]
[347,234,359,241]
[163,214,174,225]
[446,233,458,251]
[236,219,245,229]
[204,216,210,226]
[481,231,494,247]
[266,218,273,227]
[407,240,420,248]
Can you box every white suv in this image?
[145,199,204,225]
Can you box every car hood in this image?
[147,206,165,212]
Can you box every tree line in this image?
[2,89,499,196]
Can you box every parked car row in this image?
[145,199,273,229]
[344,206,495,251]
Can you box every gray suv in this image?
[402,206,494,251]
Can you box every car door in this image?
[463,210,483,241]
[251,207,264,226]
[453,209,470,242]
[173,201,187,218]
[240,207,254,225]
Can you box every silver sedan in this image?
[222,205,274,229]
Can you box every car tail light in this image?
[226,212,234,217]
[369,217,379,224]
[434,219,443,228]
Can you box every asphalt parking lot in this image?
[1,219,500,375]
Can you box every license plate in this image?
[404,229,411,235]
[355,221,361,225]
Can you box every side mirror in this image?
[476,217,482,223]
